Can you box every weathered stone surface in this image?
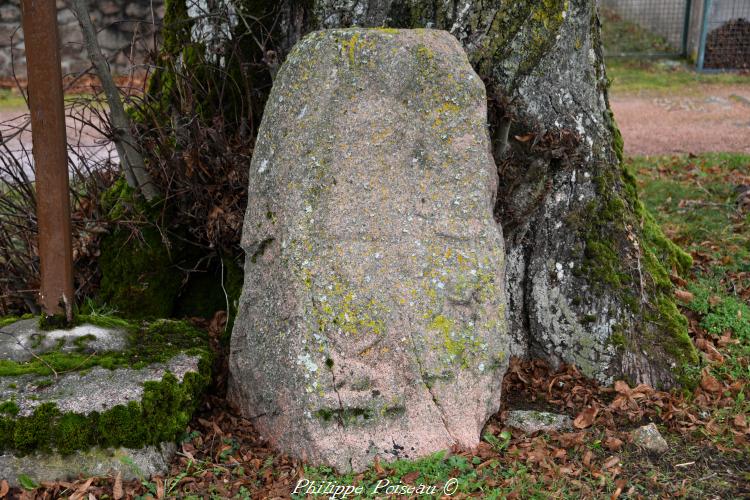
[631,423,669,454]
[0,319,211,485]
[505,410,573,435]
[0,319,128,362]
[0,353,201,417]
[0,443,177,488]
[265,0,699,391]
[229,28,512,472]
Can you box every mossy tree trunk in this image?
[163,0,698,388]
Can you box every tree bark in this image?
[172,0,699,388]
[70,0,160,202]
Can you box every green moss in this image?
[98,225,180,319]
[0,319,211,454]
[0,319,210,378]
[0,362,209,455]
[0,401,19,416]
[573,122,697,380]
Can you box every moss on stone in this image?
[0,400,19,416]
[97,226,181,319]
[0,318,211,455]
[0,364,209,455]
[0,319,210,378]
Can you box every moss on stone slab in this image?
[0,319,210,378]
[0,317,211,455]
[0,365,209,455]
[96,178,183,320]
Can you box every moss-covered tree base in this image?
[0,317,212,472]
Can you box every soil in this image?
[610,85,750,156]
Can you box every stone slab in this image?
[0,319,128,362]
[0,442,177,487]
[1,352,201,417]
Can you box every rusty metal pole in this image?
[21,0,74,318]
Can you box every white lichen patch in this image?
[0,319,128,363]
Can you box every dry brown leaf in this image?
[514,133,534,143]
[573,406,599,429]
[582,449,593,468]
[613,380,631,395]
[604,437,624,451]
[734,414,747,430]
[112,471,123,500]
[0,480,8,498]
[156,476,165,499]
[603,456,620,469]
[700,372,723,393]
[674,289,694,303]
[402,471,420,485]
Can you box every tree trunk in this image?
[172,0,699,388]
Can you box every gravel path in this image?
[610,85,750,156]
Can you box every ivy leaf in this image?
[18,473,38,491]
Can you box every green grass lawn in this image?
[0,88,27,109]
[607,59,750,95]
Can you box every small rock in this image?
[631,423,669,454]
[505,410,573,434]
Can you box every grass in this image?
[635,153,750,454]
[607,59,750,95]
[0,88,26,109]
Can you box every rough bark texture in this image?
[266,0,698,388]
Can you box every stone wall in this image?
[0,0,164,79]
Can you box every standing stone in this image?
[229,28,513,472]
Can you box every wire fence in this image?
[599,0,750,71]
[598,0,691,57]
[698,0,750,70]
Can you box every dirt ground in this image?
[611,85,750,156]
[1,84,748,159]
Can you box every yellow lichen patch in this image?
[342,33,360,65]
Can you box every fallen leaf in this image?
[674,289,694,303]
[603,456,620,469]
[0,480,8,498]
[582,449,593,468]
[734,414,747,430]
[604,437,624,451]
[613,380,631,395]
[402,471,420,484]
[700,372,722,393]
[112,471,123,500]
[156,476,165,499]
[514,133,534,143]
[574,406,599,429]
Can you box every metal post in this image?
[697,0,712,71]
[682,0,693,58]
[21,0,74,318]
